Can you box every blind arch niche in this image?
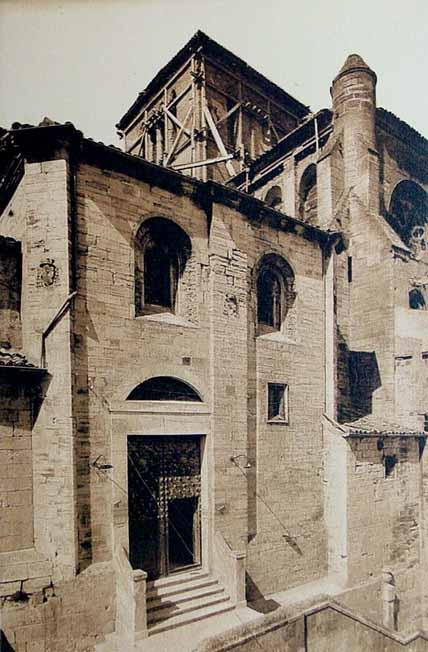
[127,376,202,402]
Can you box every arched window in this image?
[264,186,283,211]
[127,376,202,401]
[299,164,317,224]
[388,180,428,256]
[256,254,295,334]
[135,218,191,316]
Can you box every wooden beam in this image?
[200,56,208,181]
[164,107,192,137]
[127,133,143,153]
[163,88,169,155]
[165,83,191,112]
[165,105,193,166]
[172,154,234,171]
[238,80,244,171]
[216,101,241,127]
[138,126,147,156]
[271,123,280,142]
[203,103,236,176]
[190,57,196,164]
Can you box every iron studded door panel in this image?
[128,439,162,578]
[128,436,201,579]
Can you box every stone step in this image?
[148,598,234,636]
[148,587,228,623]
[147,575,219,601]
[147,568,209,592]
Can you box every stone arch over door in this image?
[127,376,203,402]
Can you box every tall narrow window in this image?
[0,235,22,349]
[144,241,175,308]
[257,269,282,329]
[299,164,317,225]
[256,253,295,335]
[347,256,353,283]
[135,218,191,316]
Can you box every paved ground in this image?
[135,605,260,652]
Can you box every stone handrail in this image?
[113,545,148,642]
[316,601,428,646]
[195,597,428,652]
[213,530,246,607]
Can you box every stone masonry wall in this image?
[346,436,422,631]
[208,202,249,551]
[0,382,34,554]
[338,199,396,423]
[393,255,428,427]
[0,563,114,652]
[0,159,77,586]
[377,123,428,629]
[248,224,327,596]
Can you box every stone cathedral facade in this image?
[1,31,428,651]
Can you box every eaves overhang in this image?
[3,123,338,248]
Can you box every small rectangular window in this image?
[267,383,289,423]
[424,414,428,433]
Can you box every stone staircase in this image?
[147,569,234,635]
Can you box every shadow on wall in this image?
[245,573,281,614]
[337,329,381,423]
[0,373,52,430]
[0,631,15,652]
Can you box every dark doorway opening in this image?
[168,496,199,572]
[128,435,202,580]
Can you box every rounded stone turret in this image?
[331,53,378,190]
[331,53,377,131]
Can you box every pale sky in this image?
[1,0,427,146]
